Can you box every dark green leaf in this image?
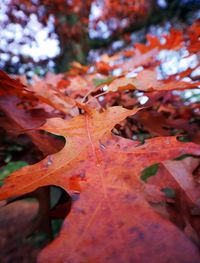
[140,163,159,182]
[0,161,28,186]
[174,154,194,160]
[161,187,176,198]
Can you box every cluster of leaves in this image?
[0,20,200,262]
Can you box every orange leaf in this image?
[0,106,200,262]
[108,70,200,92]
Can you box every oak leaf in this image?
[0,106,200,262]
[28,76,77,116]
[107,69,200,92]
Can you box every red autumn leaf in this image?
[0,106,200,262]
[134,110,199,140]
[107,69,200,92]
[134,29,183,53]
[0,70,27,96]
[28,76,78,116]
[95,61,113,75]
[163,157,200,206]
[187,20,200,53]
[0,96,64,156]
[116,48,159,73]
